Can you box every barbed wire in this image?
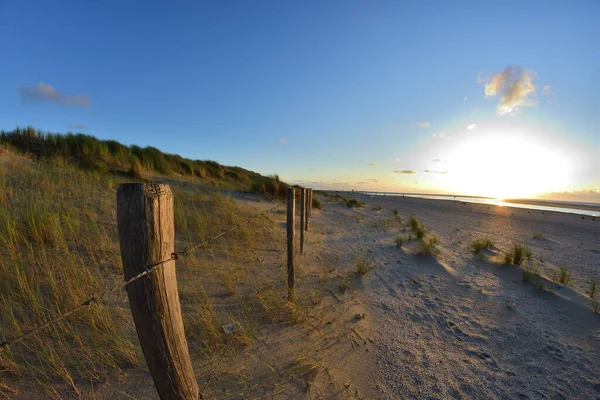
[0,196,296,352]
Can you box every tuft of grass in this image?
[471,238,494,253]
[372,205,382,211]
[550,267,572,286]
[392,209,399,215]
[522,265,540,282]
[417,235,439,256]
[414,224,426,239]
[355,253,374,276]
[312,196,322,210]
[409,216,419,230]
[505,300,516,310]
[592,300,600,314]
[394,235,404,247]
[511,244,530,265]
[588,277,597,299]
[345,198,365,208]
[532,232,543,239]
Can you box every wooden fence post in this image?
[117,184,198,400]
[287,188,295,301]
[304,188,309,232]
[307,188,312,225]
[300,188,305,254]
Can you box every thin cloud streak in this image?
[19,82,90,106]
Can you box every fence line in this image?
[0,193,295,353]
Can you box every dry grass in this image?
[0,148,326,398]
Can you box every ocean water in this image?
[363,192,600,217]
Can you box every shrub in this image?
[418,235,438,256]
[511,244,530,265]
[394,235,404,247]
[345,198,365,208]
[472,238,494,253]
[355,254,374,275]
[523,265,540,282]
[589,277,597,299]
[312,196,322,210]
[409,216,419,230]
[414,224,426,239]
[550,267,572,286]
[392,209,399,215]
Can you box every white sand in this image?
[310,192,600,399]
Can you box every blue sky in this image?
[1,1,599,199]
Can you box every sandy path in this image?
[312,193,600,399]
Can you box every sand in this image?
[309,192,600,399]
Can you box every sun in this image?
[444,135,571,199]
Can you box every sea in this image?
[362,192,600,218]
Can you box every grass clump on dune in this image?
[312,196,322,210]
[588,277,597,299]
[522,265,540,282]
[472,238,494,253]
[550,267,573,286]
[417,235,439,256]
[394,235,404,247]
[355,253,374,276]
[505,244,531,266]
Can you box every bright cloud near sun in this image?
[483,66,536,115]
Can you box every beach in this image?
[308,192,600,399]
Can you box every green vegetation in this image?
[417,235,439,256]
[471,238,494,253]
[372,205,382,211]
[588,277,597,299]
[523,265,540,282]
[392,209,399,215]
[550,267,573,286]
[592,300,600,314]
[409,216,419,230]
[0,146,330,397]
[312,196,323,210]
[532,232,543,239]
[1,126,289,199]
[394,235,404,247]
[345,198,365,208]
[355,253,374,276]
[506,244,530,266]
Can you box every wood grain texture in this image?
[117,183,198,400]
[287,188,295,301]
[300,188,305,254]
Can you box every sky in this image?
[1,0,599,200]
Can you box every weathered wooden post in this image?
[117,184,198,400]
[304,188,309,232]
[287,188,295,301]
[300,188,306,254]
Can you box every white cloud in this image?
[368,163,377,167]
[278,138,287,143]
[483,66,537,115]
[463,96,468,102]
[432,132,447,139]
[19,82,90,106]
[542,85,551,95]
[393,170,417,174]
[414,122,431,128]
[466,124,476,130]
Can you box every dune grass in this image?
[472,238,494,253]
[505,244,531,266]
[417,235,439,256]
[550,267,573,286]
[0,148,321,398]
[394,235,404,247]
[0,126,288,199]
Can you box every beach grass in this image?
[551,267,573,286]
